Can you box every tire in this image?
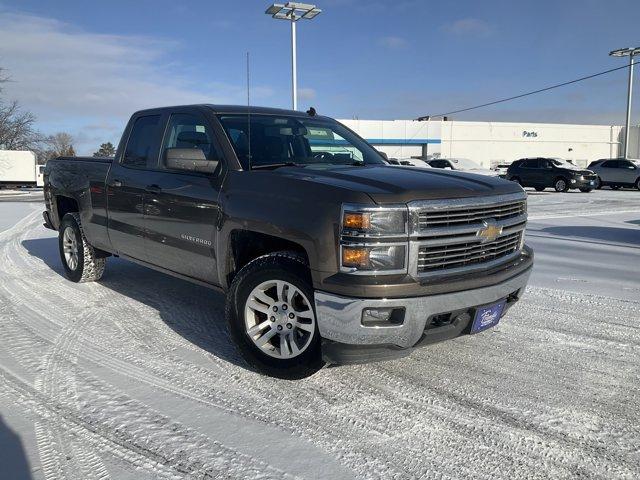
[611,185,621,190]
[554,177,569,192]
[579,188,593,193]
[58,213,106,283]
[594,176,602,189]
[635,178,640,191]
[534,187,545,192]
[225,252,322,379]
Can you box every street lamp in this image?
[610,47,640,159]
[265,2,321,110]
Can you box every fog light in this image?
[361,307,405,327]
[570,179,576,183]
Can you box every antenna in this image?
[246,51,252,170]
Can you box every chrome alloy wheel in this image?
[62,226,79,271]
[244,280,316,359]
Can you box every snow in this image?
[0,189,639,479]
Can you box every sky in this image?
[0,0,639,155]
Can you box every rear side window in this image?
[601,160,617,168]
[123,115,162,168]
[162,113,221,162]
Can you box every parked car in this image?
[587,158,640,190]
[43,104,533,378]
[492,163,512,178]
[506,157,597,192]
[425,158,499,176]
[393,158,432,168]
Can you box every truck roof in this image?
[133,104,317,118]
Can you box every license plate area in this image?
[471,299,506,334]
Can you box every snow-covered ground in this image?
[0,189,639,479]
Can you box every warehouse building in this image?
[339,119,636,168]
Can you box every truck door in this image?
[141,110,224,284]
[106,113,165,261]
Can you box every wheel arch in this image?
[223,229,310,288]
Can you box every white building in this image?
[340,118,630,168]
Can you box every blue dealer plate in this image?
[471,300,506,334]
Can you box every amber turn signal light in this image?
[342,247,370,268]
[343,212,371,230]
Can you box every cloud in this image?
[298,88,316,100]
[443,18,492,37]
[0,10,272,154]
[378,36,407,49]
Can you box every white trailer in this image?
[0,150,41,188]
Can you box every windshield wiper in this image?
[251,162,299,170]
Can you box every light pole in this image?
[610,47,640,159]
[265,2,321,110]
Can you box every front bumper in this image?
[315,266,532,364]
[571,177,597,189]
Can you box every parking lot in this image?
[0,189,639,479]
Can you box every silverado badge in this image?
[476,219,503,243]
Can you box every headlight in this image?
[341,244,406,272]
[340,204,408,274]
[341,205,407,237]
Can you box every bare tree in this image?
[0,67,42,151]
[41,132,76,161]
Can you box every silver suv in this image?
[588,158,640,190]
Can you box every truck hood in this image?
[276,165,523,204]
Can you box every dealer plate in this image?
[471,300,506,334]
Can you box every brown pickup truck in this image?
[43,104,533,378]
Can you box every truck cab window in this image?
[123,115,161,168]
[162,113,221,163]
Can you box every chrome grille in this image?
[418,200,526,228]
[417,231,522,273]
[409,192,528,277]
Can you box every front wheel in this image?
[225,252,322,379]
[554,178,569,192]
[594,176,602,189]
[58,213,106,282]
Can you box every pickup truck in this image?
[43,104,533,378]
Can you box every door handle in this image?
[145,184,162,194]
[109,179,123,188]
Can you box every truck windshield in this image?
[217,114,386,170]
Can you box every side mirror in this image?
[165,148,218,174]
[378,151,389,160]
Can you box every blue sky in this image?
[0,0,639,154]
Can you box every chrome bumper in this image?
[314,268,532,349]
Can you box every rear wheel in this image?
[594,176,602,189]
[554,178,569,192]
[226,252,322,379]
[58,213,106,282]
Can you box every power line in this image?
[416,60,640,120]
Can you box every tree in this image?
[41,132,76,161]
[93,142,116,157]
[0,68,41,151]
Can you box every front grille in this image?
[417,231,522,273]
[418,200,526,228]
[410,193,528,276]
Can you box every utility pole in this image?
[610,47,640,158]
[266,3,322,110]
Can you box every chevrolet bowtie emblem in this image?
[476,220,503,243]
